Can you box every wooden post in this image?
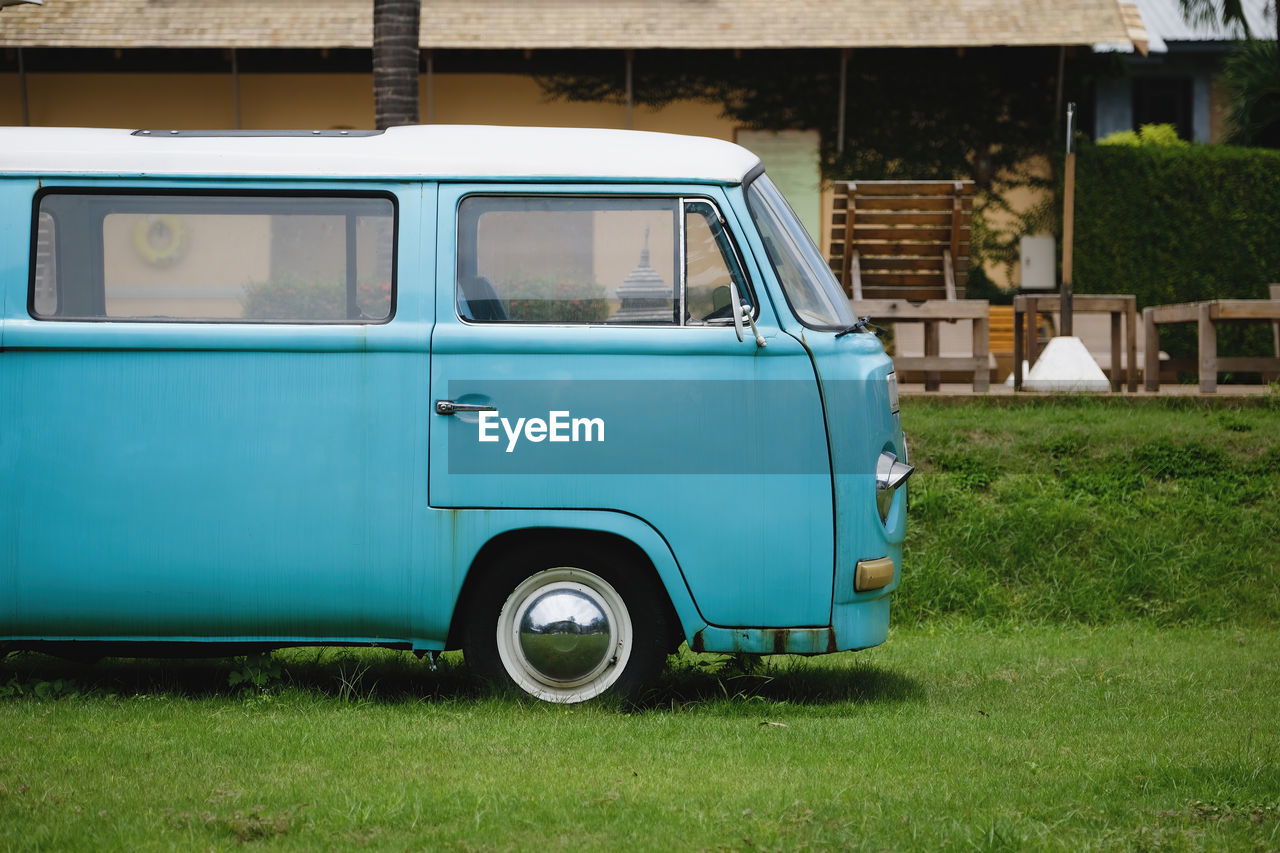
[924,321,941,391]
[836,49,849,155]
[1013,302,1024,391]
[1198,301,1217,393]
[1126,297,1138,392]
[1061,103,1076,337]
[1106,311,1120,392]
[1024,296,1041,366]
[1144,307,1160,391]
[18,47,30,127]
[230,48,241,130]
[841,184,857,296]
[1054,46,1065,135]
[972,314,990,392]
[624,50,634,130]
[425,49,435,124]
[1271,284,1280,362]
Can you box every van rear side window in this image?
[30,193,395,323]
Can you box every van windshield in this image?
[745,175,855,331]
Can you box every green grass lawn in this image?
[899,396,1280,625]
[2,624,1278,851]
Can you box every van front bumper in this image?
[688,594,891,655]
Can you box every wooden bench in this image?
[828,180,989,391]
[1143,285,1280,392]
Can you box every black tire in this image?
[462,541,670,703]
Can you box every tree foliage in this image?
[1178,0,1279,146]
[1177,0,1263,39]
[539,48,1102,186]
[1223,39,1280,147]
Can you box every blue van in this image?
[0,126,910,703]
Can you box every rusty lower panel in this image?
[690,626,838,656]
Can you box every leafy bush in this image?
[498,271,610,323]
[241,277,392,321]
[1097,123,1190,147]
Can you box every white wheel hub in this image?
[495,567,633,703]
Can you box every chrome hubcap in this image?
[517,588,612,681]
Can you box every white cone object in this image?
[1023,336,1111,393]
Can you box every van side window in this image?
[456,195,751,326]
[684,201,752,325]
[33,212,58,317]
[30,193,395,323]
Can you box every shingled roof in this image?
[2,0,1144,51]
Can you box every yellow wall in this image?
[6,73,236,129]
[0,70,736,139]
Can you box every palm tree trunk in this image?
[373,0,421,130]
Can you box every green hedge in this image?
[1076,142,1280,307]
[1074,142,1280,363]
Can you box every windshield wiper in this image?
[835,316,874,338]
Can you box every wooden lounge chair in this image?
[828,180,988,391]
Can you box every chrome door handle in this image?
[435,399,497,416]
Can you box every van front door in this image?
[429,186,834,628]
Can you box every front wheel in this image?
[463,547,670,703]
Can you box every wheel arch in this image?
[444,521,701,653]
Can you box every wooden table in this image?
[1013,294,1138,392]
[1143,296,1280,392]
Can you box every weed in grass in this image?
[1218,413,1255,432]
[1177,800,1280,824]
[657,650,924,709]
[335,658,377,703]
[0,675,83,701]
[227,652,282,691]
[1131,437,1229,480]
[932,449,995,490]
[167,803,306,844]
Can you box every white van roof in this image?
[0,124,762,184]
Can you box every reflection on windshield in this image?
[745,175,855,331]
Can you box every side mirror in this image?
[728,281,745,343]
[728,281,767,348]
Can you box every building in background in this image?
[3,0,1144,252]
[1094,0,1275,142]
